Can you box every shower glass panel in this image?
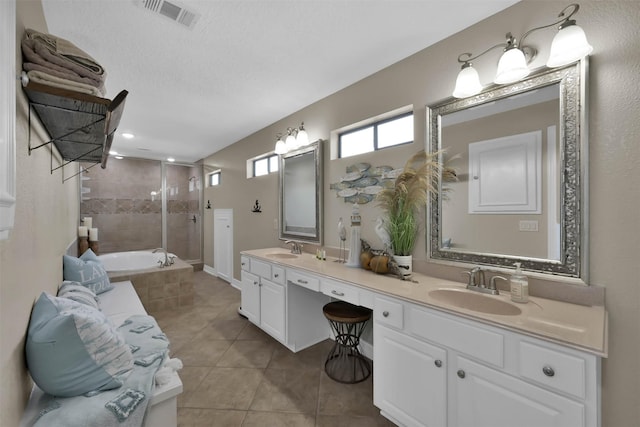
[163,162,202,262]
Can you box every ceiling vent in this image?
[135,0,200,30]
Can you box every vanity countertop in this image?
[242,248,608,357]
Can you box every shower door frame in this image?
[161,161,203,263]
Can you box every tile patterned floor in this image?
[153,271,395,427]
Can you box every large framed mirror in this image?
[279,140,323,245]
[427,60,588,281]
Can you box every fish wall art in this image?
[330,162,402,204]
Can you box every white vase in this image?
[393,255,412,278]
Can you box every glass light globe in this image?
[296,126,309,147]
[285,132,297,151]
[547,24,593,67]
[494,48,530,84]
[274,139,287,155]
[453,65,482,98]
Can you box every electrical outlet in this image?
[519,220,539,232]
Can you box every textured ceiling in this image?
[41,0,518,163]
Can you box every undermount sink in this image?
[265,253,299,259]
[428,288,522,316]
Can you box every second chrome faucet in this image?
[463,267,507,295]
[284,240,303,254]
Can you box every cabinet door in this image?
[260,278,285,342]
[374,323,447,427]
[453,356,585,427]
[241,271,260,325]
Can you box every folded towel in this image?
[23,62,106,93]
[25,29,106,83]
[26,70,105,97]
[22,39,104,89]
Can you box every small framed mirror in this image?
[279,140,323,245]
[427,60,588,281]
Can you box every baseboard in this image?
[203,265,241,290]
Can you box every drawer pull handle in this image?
[297,279,308,284]
[457,369,466,379]
[382,311,389,317]
[434,360,442,368]
[331,290,345,297]
[253,281,258,286]
[274,273,279,278]
[241,262,246,266]
[542,366,555,377]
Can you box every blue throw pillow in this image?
[63,249,113,294]
[26,293,133,397]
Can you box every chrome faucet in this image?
[284,240,302,254]
[462,267,504,295]
[152,247,171,267]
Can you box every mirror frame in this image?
[427,60,588,281]
[279,140,323,245]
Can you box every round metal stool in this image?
[322,301,372,384]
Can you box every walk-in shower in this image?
[80,158,202,263]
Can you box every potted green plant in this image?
[376,150,442,277]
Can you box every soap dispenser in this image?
[510,262,529,303]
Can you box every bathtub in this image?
[98,250,174,272]
[98,250,195,313]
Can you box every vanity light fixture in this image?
[121,132,135,139]
[273,122,310,155]
[452,3,592,98]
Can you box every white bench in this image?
[21,281,183,427]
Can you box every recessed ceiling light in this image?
[122,132,135,139]
[109,150,118,155]
[167,157,175,162]
[115,155,124,160]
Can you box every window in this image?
[208,171,220,186]
[253,154,279,177]
[339,112,413,158]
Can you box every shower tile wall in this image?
[81,158,162,254]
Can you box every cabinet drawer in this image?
[321,279,359,306]
[374,297,404,330]
[271,265,285,285]
[409,307,504,367]
[250,258,271,278]
[287,269,320,292]
[240,256,250,271]
[518,340,586,399]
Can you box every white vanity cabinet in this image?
[452,356,585,427]
[373,295,600,427]
[374,324,447,427]
[240,257,286,342]
[241,256,331,351]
